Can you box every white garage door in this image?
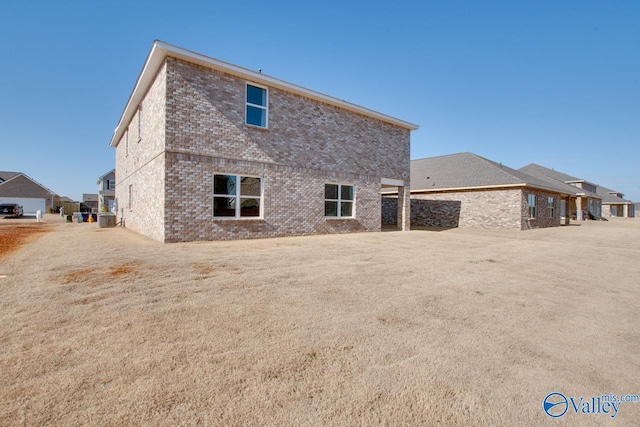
[0,197,46,215]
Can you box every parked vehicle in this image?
[0,204,24,218]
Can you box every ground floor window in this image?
[547,197,555,218]
[325,184,354,218]
[213,174,262,219]
[527,194,536,219]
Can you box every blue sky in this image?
[1,0,639,201]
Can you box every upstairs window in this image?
[527,194,537,219]
[547,197,555,218]
[325,184,354,218]
[246,84,268,128]
[213,174,262,219]
[107,180,115,191]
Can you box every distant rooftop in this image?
[519,163,601,199]
[410,152,572,195]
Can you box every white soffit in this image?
[110,41,419,147]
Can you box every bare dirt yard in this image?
[1,215,639,426]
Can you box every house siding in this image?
[158,58,409,242]
[115,62,167,242]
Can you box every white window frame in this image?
[245,83,268,129]
[527,194,536,219]
[547,196,555,218]
[212,173,263,220]
[324,183,355,219]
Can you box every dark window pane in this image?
[240,198,261,217]
[214,175,236,195]
[246,105,266,127]
[341,185,354,201]
[213,197,236,217]
[325,184,338,200]
[341,201,353,217]
[240,177,261,196]
[325,201,338,217]
[247,85,266,106]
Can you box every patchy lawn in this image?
[1,217,639,425]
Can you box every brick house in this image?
[595,185,635,218]
[382,153,571,230]
[518,164,603,220]
[0,171,56,214]
[109,41,417,242]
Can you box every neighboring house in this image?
[518,164,603,221]
[82,194,99,212]
[595,185,635,218]
[0,171,56,214]
[109,41,418,242]
[97,169,116,212]
[382,153,572,230]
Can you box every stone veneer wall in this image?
[117,57,411,242]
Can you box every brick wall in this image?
[116,58,410,242]
[165,59,410,180]
[520,188,562,229]
[384,188,562,231]
[411,189,522,230]
[115,62,167,241]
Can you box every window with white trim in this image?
[246,84,268,128]
[527,194,536,219]
[213,174,262,219]
[107,180,115,191]
[128,184,133,211]
[325,184,354,218]
[547,197,555,218]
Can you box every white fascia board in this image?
[110,41,419,147]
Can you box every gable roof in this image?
[410,153,571,195]
[518,164,601,199]
[595,184,632,204]
[97,169,115,185]
[110,41,419,147]
[0,171,20,183]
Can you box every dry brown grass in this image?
[0,222,50,259]
[1,215,640,425]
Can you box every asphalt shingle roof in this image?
[518,164,601,199]
[410,153,571,194]
[595,185,632,204]
[0,171,21,183]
